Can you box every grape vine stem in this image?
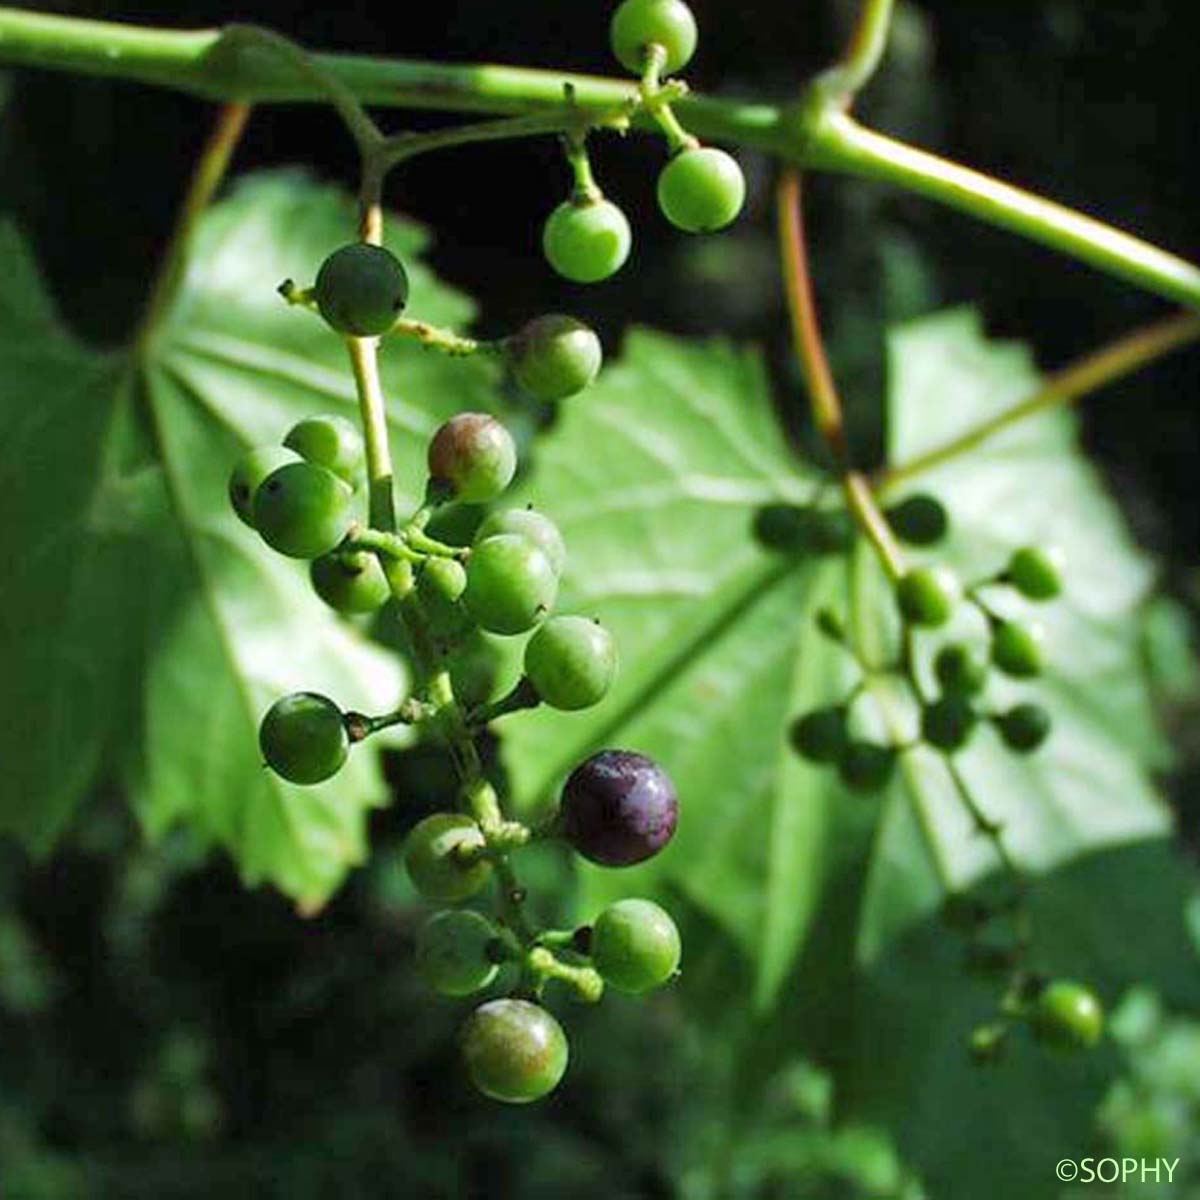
[2,9,1200,312]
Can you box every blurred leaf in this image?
[0,172,506,905]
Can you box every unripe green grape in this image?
[228,445,301,528]
[991,619,1045,678]
[657,147,745,233]
[524,616,617,710]
[416,909,500,997]
[448,633,501,712]
[886,494,949,547]
[1006,546,1065,601]
[464,534,559,635]
[460,999,568,1104]
[310,551,391,614]
[934,643,989,697]
[895,566,961,628]
[252,461,354,560]
[1030,980,1104,1051]
[789,706,849,764]
[838,741,897,793]
[475,508,566,577]
[968,1023,1008,1065]
[259,692,348,785]
[314,242,409,337]
[920,696,977,753]
[589,898,681,994]
[404,812,491,903]
[416,556,472,642]
[543,199,632,284]
[509,315,603,402]
[284,413,365,488]
[610,0,698,75]
[993,703,1052,753]
[427,413,517,503]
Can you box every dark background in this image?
[1,2,1197,1196]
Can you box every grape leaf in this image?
[506,312,1173,994]
[0,172,500,906]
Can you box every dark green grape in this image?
[610,0,698,74]
[460,999,568,1104]
[259,692,348,785]
[475,507,566,576]
[789,706,849,764]
[589,898,681,994]
[993,703,1052,752]
[920,696,977,752]
[838,741,896,793]
[463,534,558,635]
[252,461,354,560]
[657,147,745,233]
[524,615,617,710]
[416,909,500,997]
[284,413,365,487]
[934,643,988,697]
[886,494,949,546]
[542,199,632,284]
[509,315,602,401]
[314,242,409,337]
[427,413,517,503]
[310,550,391,614]
[228,445,301,529]
[404,812,491,903]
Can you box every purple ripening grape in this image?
[560,749,678,867]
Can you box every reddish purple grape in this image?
[560,750,678,867]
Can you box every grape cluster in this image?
[228,238,683,1102]
[768,488,1103,1057]
[541,0,746,286]
[787,494,1062,791]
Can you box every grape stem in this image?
[876,311,1200,491]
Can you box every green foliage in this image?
[0,173,512,905]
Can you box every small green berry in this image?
[920,696,977,753]
[589,898,681,994]
[752,504,854,555]
[1005,546,1065,601]
[475,508,566,577]
[415,557,471,643]
[509,315,602,402]
[464,534,559,635]
[460,999,568,1104]
[1030,980,1104,1051]
[657,147,745,233]
[991,619,1045,678]
[314,242,409,337]
[252,461,354,560]
[886,494,949,546]
[427,413,517,503]
[259,692,348,785]
[934,643,989,697]
[838,741,897,793]
[993,703,1052,753]
[895,566,961,628]
[524,616,617,710]
[404,812,491,903]
[543,198,632,284]
[416,910,501,997]
[310,551,391,614]
[789,706,849,764]
[968,1023,1008,1065]
[284,414,365,488]
[228,445,301,528]
[610,0,698,74]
